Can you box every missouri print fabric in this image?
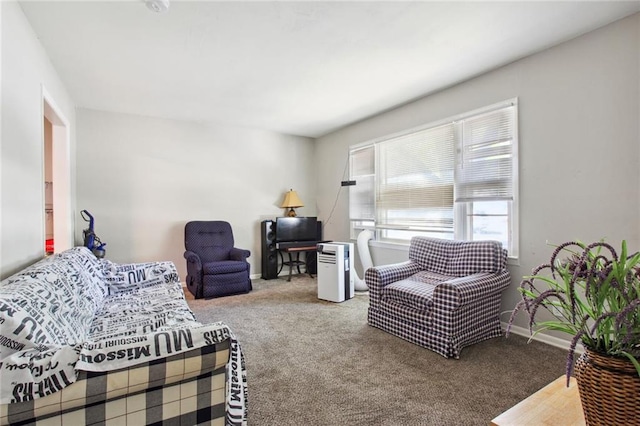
[0,247,246,424]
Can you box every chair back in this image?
[409,236,505,276]
[185,221,235,262]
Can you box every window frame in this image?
[349,98,519,260]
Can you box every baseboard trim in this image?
[183,275,263,284]
[501,322,583,355]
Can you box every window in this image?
[349,145,375,237]
[349,99,518,258]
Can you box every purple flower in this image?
[508,240,640,383]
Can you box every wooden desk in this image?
[491,376,585,426]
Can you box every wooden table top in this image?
[491,376,585,426]
[280,245,318,252]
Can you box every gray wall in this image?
[1,1,76,279]
[315,13,640,332]
[4,0,640,348]
[76,109,316,280]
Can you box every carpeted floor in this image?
[185,276,568,425]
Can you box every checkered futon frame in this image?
[366,237,511,358]
[1,341,230,426]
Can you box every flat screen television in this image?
[275,217,318,242]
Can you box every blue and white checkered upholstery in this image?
[367,237,510,358]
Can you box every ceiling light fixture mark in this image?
[145,0,170,14]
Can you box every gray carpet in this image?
[185,276,567,425]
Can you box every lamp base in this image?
[286,208,297,217]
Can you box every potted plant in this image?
[507,240,640,425]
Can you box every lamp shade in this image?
[281,190,304,208]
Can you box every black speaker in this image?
[261,220,278,279]
[307,220,323,275]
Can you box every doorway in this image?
[44,116,53,254]
[42,87,72,254]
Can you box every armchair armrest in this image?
[184,250,202,270]
[365,261,421,288]
[434,270,511,310]
[365,260,422,306]
[184,249,203,276]
[229,247,250,262]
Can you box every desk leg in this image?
[305,251,314,279]
[277,251,284,276]
[282,248,316,282]
[295,252,302,274]
[287,252,294,282]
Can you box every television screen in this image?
[275,217,318,242]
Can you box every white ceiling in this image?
[19,1,640,138]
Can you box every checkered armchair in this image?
[366,237,511,358]
[184,221,252,299]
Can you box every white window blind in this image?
[376,124,455,232]
[349,146,375,221]
[455,105,515,202]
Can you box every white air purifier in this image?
[317,242,354,303]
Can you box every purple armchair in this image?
[184,221,252,298]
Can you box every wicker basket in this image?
[575,348,640,425]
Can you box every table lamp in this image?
[281,189,304,217]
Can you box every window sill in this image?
[368,240,409,252]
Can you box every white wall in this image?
[0,1,76,279]
[76,108,316,280]
[316,14,640,332]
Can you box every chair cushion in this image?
[409,237,503,277]
[184,221,235,262]
[408,238,454,275]
[208,247,232,262]
[449,241,502,276]
[203,260,248,275]
[382,271,454,312]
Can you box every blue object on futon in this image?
[184,221,252,298]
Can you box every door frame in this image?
[42,85,73,253]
